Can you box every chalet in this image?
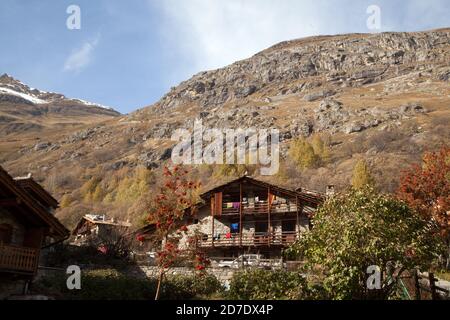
[138,176,324,259]
[71,214,131,246]
[0,166,69,298]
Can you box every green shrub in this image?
[227,269,308,300]
[285,187,444,300]
[162,274,223,300]
[33,269,222,300]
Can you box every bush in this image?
[33,269,222,300]
[45,244,131,269]
[227,269,309,300]
[163,274,223,299]
[286,187,444,300]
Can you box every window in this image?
[0,223,13,244]
[255,221,268,233]
[282,220,296,232]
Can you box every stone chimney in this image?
[326,185,335,197]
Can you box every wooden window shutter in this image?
[210,196,215,216]
[268,192,275,207]
[214,192,223,216]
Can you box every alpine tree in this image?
[289,138,319,170]
[351,159,375,189]
[141,165,204,300]
[397,146,450,268]
[285,187,442,299]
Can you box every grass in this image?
[436,271,450,282]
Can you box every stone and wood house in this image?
[71,214,131,246]
[137,176,324,259]
[0,166,69,298]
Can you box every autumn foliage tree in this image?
[397,147,450,268]
[351,159,375,190]
[142,165,206,300]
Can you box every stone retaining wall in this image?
[129,266,236,284]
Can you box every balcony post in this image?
[239,182,243,247]
[296,196,299,238]
[268,186,271,246]
[211,196,215,247]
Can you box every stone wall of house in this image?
[0,208,25,245]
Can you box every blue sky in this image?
[0,0,448,114]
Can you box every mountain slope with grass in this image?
[0,28,449,228]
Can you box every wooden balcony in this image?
[199,231,298,248]
[220,201,298,216]
[0,244,39,274]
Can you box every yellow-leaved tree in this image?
[351,159,375,189]
[289,138,319,170]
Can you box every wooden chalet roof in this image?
[14,176,59,209]
[72,215,131,235]
[200,176,324,206]
[0,166,69,241]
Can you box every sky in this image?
[0,0,448,114]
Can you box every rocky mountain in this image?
[0,28,448,227]
[0,74,120,135]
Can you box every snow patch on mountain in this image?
[68,98,115,110]
[0,74,118,112]
[0,86,47,104]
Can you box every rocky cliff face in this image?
[0,29,449,226]
[143,29,449,112]
[133,29,449,144]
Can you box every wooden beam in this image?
[0,197,20,206]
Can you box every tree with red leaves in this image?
[147,165,206,300]
[397,146,450,268]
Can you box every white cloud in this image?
[153,0,354,75]
[63,37,99,73]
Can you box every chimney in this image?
[326,185,335,197]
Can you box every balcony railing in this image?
[220,201,298,216]
[199,231,298,248]
[0,244,39,274]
